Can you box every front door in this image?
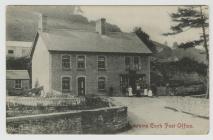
[77,77,85,96]
[129,70,137,93]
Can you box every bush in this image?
[85,96,110,108]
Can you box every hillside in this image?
[172,48,207,64]
[152,41,173,59]
[6,6,121,41]
[152,41,207,64]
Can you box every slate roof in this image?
[6,41,32,48]
[39,29,152,54]
[6,70,30,80]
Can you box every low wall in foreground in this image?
[7,106,128,134]
[6,96,86,107]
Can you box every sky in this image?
[81,6,207,48]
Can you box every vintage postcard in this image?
[5,5,209,134]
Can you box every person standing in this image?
[136,82,141,97]
[148,88,153,97]
[128,86,133,97]
[144,83,148,96]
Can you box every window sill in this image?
[77,68,86,71]
[14,88,22,90]
[62,68,71,71]
[62,90,71,93]
[125,68,140,71]
[98,68,106,71]
[98,89,106,92]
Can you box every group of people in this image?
[126,78,153,97]
[127,86,153,97]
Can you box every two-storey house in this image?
[31,15,152,97]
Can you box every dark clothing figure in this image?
[151,84,157,97]
[109,86,114,96]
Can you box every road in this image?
[111,97,209,134]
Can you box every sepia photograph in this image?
[5,5,209,134]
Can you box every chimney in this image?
[38,14,47,32]
[96,18,106,35]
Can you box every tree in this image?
[164,6,209,98]
[7,56,32,88]
[133,27,156,53]
[164,41,168,46]
[6,56,31,70]
[172,42,178,49]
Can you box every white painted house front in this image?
[6,41,32,58]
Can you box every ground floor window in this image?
[98,77,106,91]
[62,77,71,92]
[14,80,22,89]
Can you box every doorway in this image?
[120,73,146,95]
[77,77,85,96]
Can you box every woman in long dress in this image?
[144,88,148,96]
[148,88,153,97]
[128,86,133,97]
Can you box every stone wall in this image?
[7,106,128,134]
[7,96,86,107]
[50,52,150,96]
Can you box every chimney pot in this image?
[96,18,106,35]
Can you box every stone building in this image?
[6,70,30,96]
[31,15,152,96]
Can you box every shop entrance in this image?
[120,72,146,96]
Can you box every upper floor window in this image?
[14,80,22,89]
[97,56,106,70]
[8,50,14,54]
[125,56,131,70]
[62,55,71,70]
[62,77,71,92]
[134,56,139,70]
[77,55,86,70]
[98,77,106,91]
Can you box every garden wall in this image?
[7,106,128,134]
[6,96,86,106]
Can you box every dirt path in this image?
[111,97,209,134]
